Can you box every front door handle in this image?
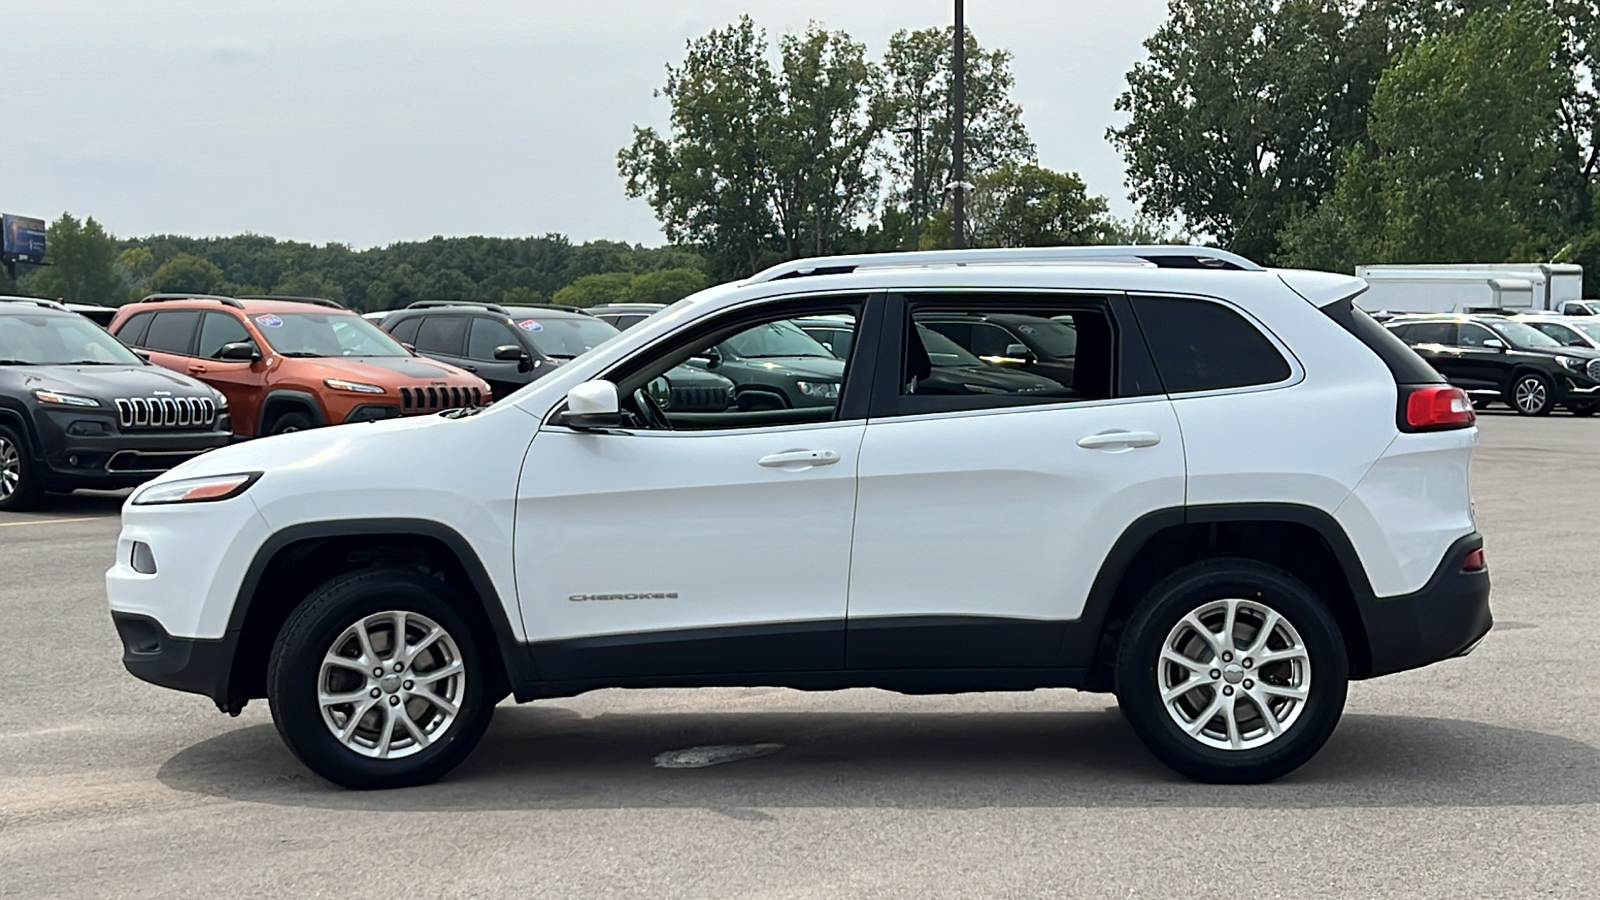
[758,449,841,469]
[187,364,207,375]
[1077,430,1161,450]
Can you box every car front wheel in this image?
[267,569,496,789]
[1510,373,1555,416]
[0,425,44,512]
[1115,559,1348,784]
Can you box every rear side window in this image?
[1132,296,1291,394]
[387,316,421,345]
[114,311,154,346]
[197,312,251,358]
[142,311,201,355]
[414,316,467,355]
[1404,322,1455,345]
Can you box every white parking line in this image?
[0,516,108,529]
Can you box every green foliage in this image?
[1281,3,1579,268]
[551,272,635,308]
[968,163,1113,248]
[625,267,709,304]
[146,253,227,295]
[20,213,125,305]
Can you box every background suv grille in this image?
[398,385,484,413]
[669,385,734,412]
[115,397,217,430]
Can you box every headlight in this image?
[796,381,840,399]
[323,378,386,394]
[214,392,229,410]
[131,472,262,506]
[1557,356,1585,371]
[34,389,100,408]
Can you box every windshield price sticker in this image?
[255,315,284,328]
[517,319,544,332]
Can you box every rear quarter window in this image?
[114,311,154,346]
[1132,296,1292,394]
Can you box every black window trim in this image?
[1128,290,1305,400]
[865,288,1162,421]
[542,290,884,435]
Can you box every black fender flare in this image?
[258,390,327,434]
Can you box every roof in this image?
[0,296,71,315]
[130,294,358,315]
[746,245,1262,284]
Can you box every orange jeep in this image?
[109,295,491,436]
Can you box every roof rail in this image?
[746,245,1263,284]
[406,300,510,314]
[137,293,246,309]
[0,295,70,312]
[236,294,346,310]
[508,303,589,315]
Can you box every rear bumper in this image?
[112,611,235,709]
[1356,532,1492,678]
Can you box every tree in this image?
[968,163,1113,248]
[145,253,226,296]
[1281,3,1577,268]
[551,272,635,308]
[880,26,1034,248]
[625,267,708,304]
[272,270,347,305]
[22,213,124,305]
[1110,0,1392,262]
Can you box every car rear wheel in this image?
[0,426,44,512]
[267,569,496,789]
[1114,559,1348,784]
[1470,397,1493,411]
[1511,373,1555,416]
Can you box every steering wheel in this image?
[631,387,673,431]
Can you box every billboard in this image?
[2,215,47,263]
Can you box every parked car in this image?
[109,295,490,436]
[381,301,733,410]
[0,297,231,510]
[110,245,1491,790]
[1386,314,1600,415]
[1558,300,1600,316]
[677,317,850,411]
[919,311,1086,390]
[588,303,666,332]
[1513,314,1600,352]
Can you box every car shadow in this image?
[157,706,1600,811]
[42,490,128,516]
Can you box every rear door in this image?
[1454,322,1515,390]
[845,291,1184,669]
[132,310,202,374]
[411,315,470,369]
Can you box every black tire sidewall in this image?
[268,411,314,435]
[0,424,43,512]
[268,570,494,789]
[1512,373,1554,416]
[1115,559,1349,784]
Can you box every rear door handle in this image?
[758,449,841,469]
[1077,430,1161,450]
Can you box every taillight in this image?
[1402,385,1475,431]
[1462,548,1487,573]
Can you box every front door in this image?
[845,292,1186,669]
[513,296,874,682]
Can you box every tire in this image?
[1470,397,1492,411]
[1114,559,1348,784]
[1510,372,1555,416]
[267,410,315,435]
[1569,403,1598,417]
[0,425,44,512]
[267,569,496,789]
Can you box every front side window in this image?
[467,318,523,361]
[412,316,468,356]
[113,312,154,347]
[1487,320,1562,350]
[386,316,422,346]
[607,300,863,431]
[0,313,145,366]
[1530,322,1580,345]
[253,312,410,358]
[1457,324,1499,348]
[1133,296,1291,394]
[197,312,252,358]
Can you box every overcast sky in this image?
[2,0,1169,248]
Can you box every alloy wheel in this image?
[1158,598,1311,751]
[0,435,20,500]
[1514,376,1549,414]
[317,610,466,759]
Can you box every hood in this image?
[12,364,217,398]
[310,355,482,383]
[734,355,846,380]
[161,412,445,481]
[925,363,1070,395]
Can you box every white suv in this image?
[107,247,1492,789]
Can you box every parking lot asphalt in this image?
[2,413,1597,899]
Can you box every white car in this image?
[107,246,1492,789]
[1514,314,1600,351]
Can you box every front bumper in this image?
[1356,532,1492,678]
[112,612,234,706]
[32,408,232,490]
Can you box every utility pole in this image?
[951,0,967,249]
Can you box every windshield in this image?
[1020,318,1078,357]
[1488,321,1562,349]
[252,312,409,357]
[721,320,833,358]
[1575,321,1600,342]
[918,326,984,367]
[0,313,145,366]
[516,316,619,359]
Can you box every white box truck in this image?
[1353,263,1584,314]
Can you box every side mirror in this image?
[562,380,620,430]
[401,342,417,354]
[218,341,260,361]
[692,346,723,368]
[493,344,525,361]
[1003,342,1036,361]
[1482,339,1506,351]
[646,376,673,410]
[1570,339,1589,348]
